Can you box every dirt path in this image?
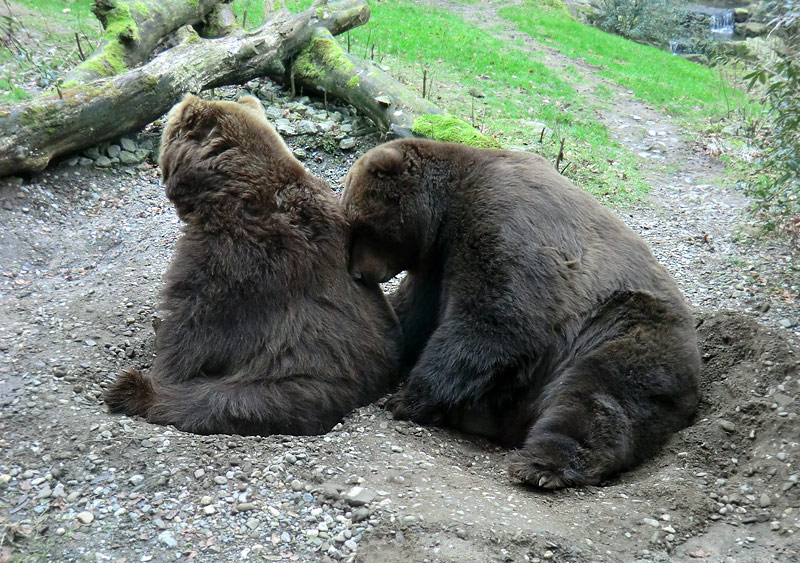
[1,4,799,563]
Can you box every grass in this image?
[1,0,758,206]
[341,0,649,201]
[498,2,754,123]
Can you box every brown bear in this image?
[341,139,700,488]
[103,94,401,436]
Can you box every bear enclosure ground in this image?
[1,0,799,562]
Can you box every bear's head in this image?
[159,94,301,223]
[341,140,439,284]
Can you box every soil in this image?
[1,1,799,562]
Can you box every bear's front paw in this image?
[386,389,443,425]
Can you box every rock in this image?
[339,138,356,151]
[94,156,113,168]
[120,138,137,152]
[77,511,94,525]
[343,486,376,506]
[352,507,370,522]
[107,144,121,158]
[733,8,749,23]
[276,122,296,136]
[735,22,769,39]
[158,531,178,548]
[214,475,228,485]
[296,120,318,135]
[84,147,101,159]
[291,479,303,491]
[236,502,256,512]
[119,151,139,165]
[129,474,144,486]
[718,419,736,433]
[642,518,660,528]
[780,318,797,329]
[760,493,772,507]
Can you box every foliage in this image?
[591,0,690,48]
[742,1,800,235]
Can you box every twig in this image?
[555,137,565,171]
[242,9,248,28]
[75,32,85,61]
[422,67,427,99]
[560,161,571,175]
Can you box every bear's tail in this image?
[103,368,371,436]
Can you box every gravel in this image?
[0,76,798,562]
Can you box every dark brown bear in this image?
[341,139,700,488]
[104,94,401,436]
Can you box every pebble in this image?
[339,137,356,150]
[129,474,144,486]
[158,531,178,548]
[77,511,94,525]
[760,493,772,507]
[642,518,660,528]
[344,486,376,506]
[214,475,228,485]
[291,479,303,491]
[718,419,736,432]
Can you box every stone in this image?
[343,486,376,506]
[158,531,178,548]
[733,8,749,23]
[77,511,94,525]
[339,138,356,151]
[107,144,121,158]
[94,156,113,168]
[718,419,735,433]
[120,138,137,152]
[296,120,318,135]
[119,151,139,165]
[735,22,769,39]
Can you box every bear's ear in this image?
[237,95,266,118]
[366,145,405,178]
[165,93,217,142]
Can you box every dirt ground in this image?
[1,1,799,562]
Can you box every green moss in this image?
[133,2,150,17]
[103,3,139,43]
[316,6,325,19]
[187,0,200,7]
[79,40,128,77]
[412,114,502,149]
[346,75,360,88]
[294,34,355,81]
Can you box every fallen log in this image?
[0,0,369,177]
[291,28,500,146]
[63,0,227,86]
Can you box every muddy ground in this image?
[1,0,800,561]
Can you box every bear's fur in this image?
[341,139,700,488]
[103,94,401,436]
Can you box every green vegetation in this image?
[499,2,751,122]
[344,0,649,201]
[741,1,800,235]
[412,114,502,148]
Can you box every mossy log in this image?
[291,28,499,147]
[64,0,228,86]
[0,0,369,177]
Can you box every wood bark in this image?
[64,0,226,85]
[292,28,444,138]
[0,0,369,177]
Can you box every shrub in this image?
[744,1,799,237]
[592,0,691,48]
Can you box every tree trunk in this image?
[291,28,499,149]
[292,28,442,137]
[64,0,227,86]
[0,0,369,177]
